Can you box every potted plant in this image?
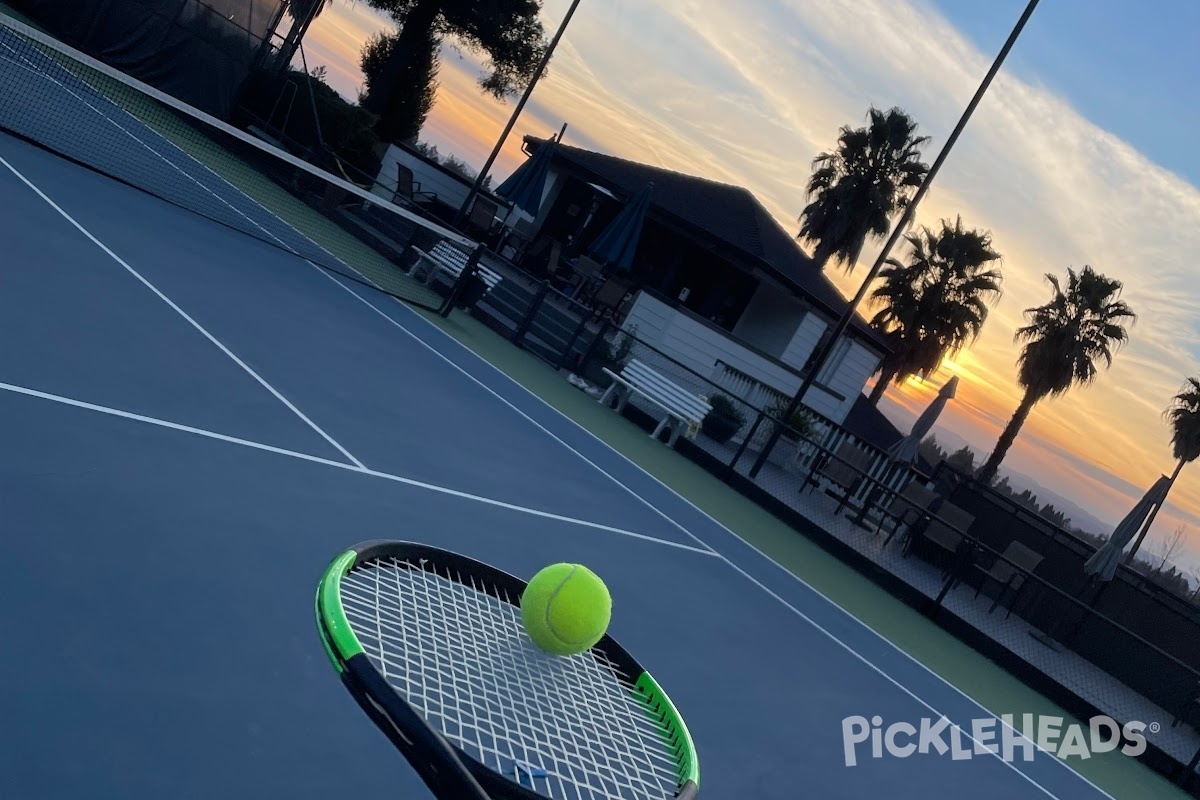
[767,398,815,442]
[701,395,746,444]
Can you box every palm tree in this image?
[867,216,1003,404]
[797,107,930,274]
[1136,377,1200,556]
[1167,378,1200,473]
[360,0,548,143]
[976,266,1135,483]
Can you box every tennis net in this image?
[0,11,481,311]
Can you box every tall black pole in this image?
[455,0,583,227]
[745,0,1040,479]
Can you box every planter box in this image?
[701,412,743,444]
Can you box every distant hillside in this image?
[998,473,1114,537]
[880,402,1116,537]
[918,435,1112,537]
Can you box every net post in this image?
[440,244,486,317]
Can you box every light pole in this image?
[743,0,1041,479]
[455,0,583,227]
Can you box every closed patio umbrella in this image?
[887,376,959,466]
[1084,475,1172,581]
[852,376,960,527]
[495,138,557,218]
[587,182,653,271]
[1034,474,1176,651]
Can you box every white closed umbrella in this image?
[1084,475,1172,582]
[887,376,959,465]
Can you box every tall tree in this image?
[1153,524,1188,572]
[797,107,930,274]
[360,28,440,145]
[867,216,1002,404]
[1166,377,1200,483]
[1127,376,1200,560]
[946,445,977,473]
[361,0,548,143]
[976,266,1135,483]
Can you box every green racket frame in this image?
[315,540,700,800]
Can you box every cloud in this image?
[302,0,1200,560]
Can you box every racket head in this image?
[316,541,699,800]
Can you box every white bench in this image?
[408,242,502,290]
[599,358,712,447]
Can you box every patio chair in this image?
[804,441,871,515]
[905,502,974,578]
[500,218,537,261]
[520,236,562,278]
[591,276,631,321]
[974,541,1044,617]
[543,241,570,287]
[570,256,606,303]
[466,196,500,240]
[879,481,938,546]
[393,163,438,207]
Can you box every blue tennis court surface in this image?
[0,124,1115,799]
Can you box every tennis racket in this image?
[315,541,700,800]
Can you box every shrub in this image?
[709,394,746,425]
[596,325,637,369]
[766,398,815,440]
[702,395,747,444]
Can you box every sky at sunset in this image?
[295,0,1200,570]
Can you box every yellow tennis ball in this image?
[520,563,612,656]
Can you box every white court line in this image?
[312,270,1112,800]
[0,153,366,471]
[0,381,714,558]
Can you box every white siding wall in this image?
[781,313,827,371]
[622,292,861,423]
[822,341,881,421]
[732,283,806,357]
[372,145,475,210]
[622,289,672,343]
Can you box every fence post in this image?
[1181,745,1200,788]
[556,314,593,371]
[929,538,977,617]
[727,414,768,478]
[514,281,552,345]
[576,319,613,375]
[439,244,485,317]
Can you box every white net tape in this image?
[339,557,683,800]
